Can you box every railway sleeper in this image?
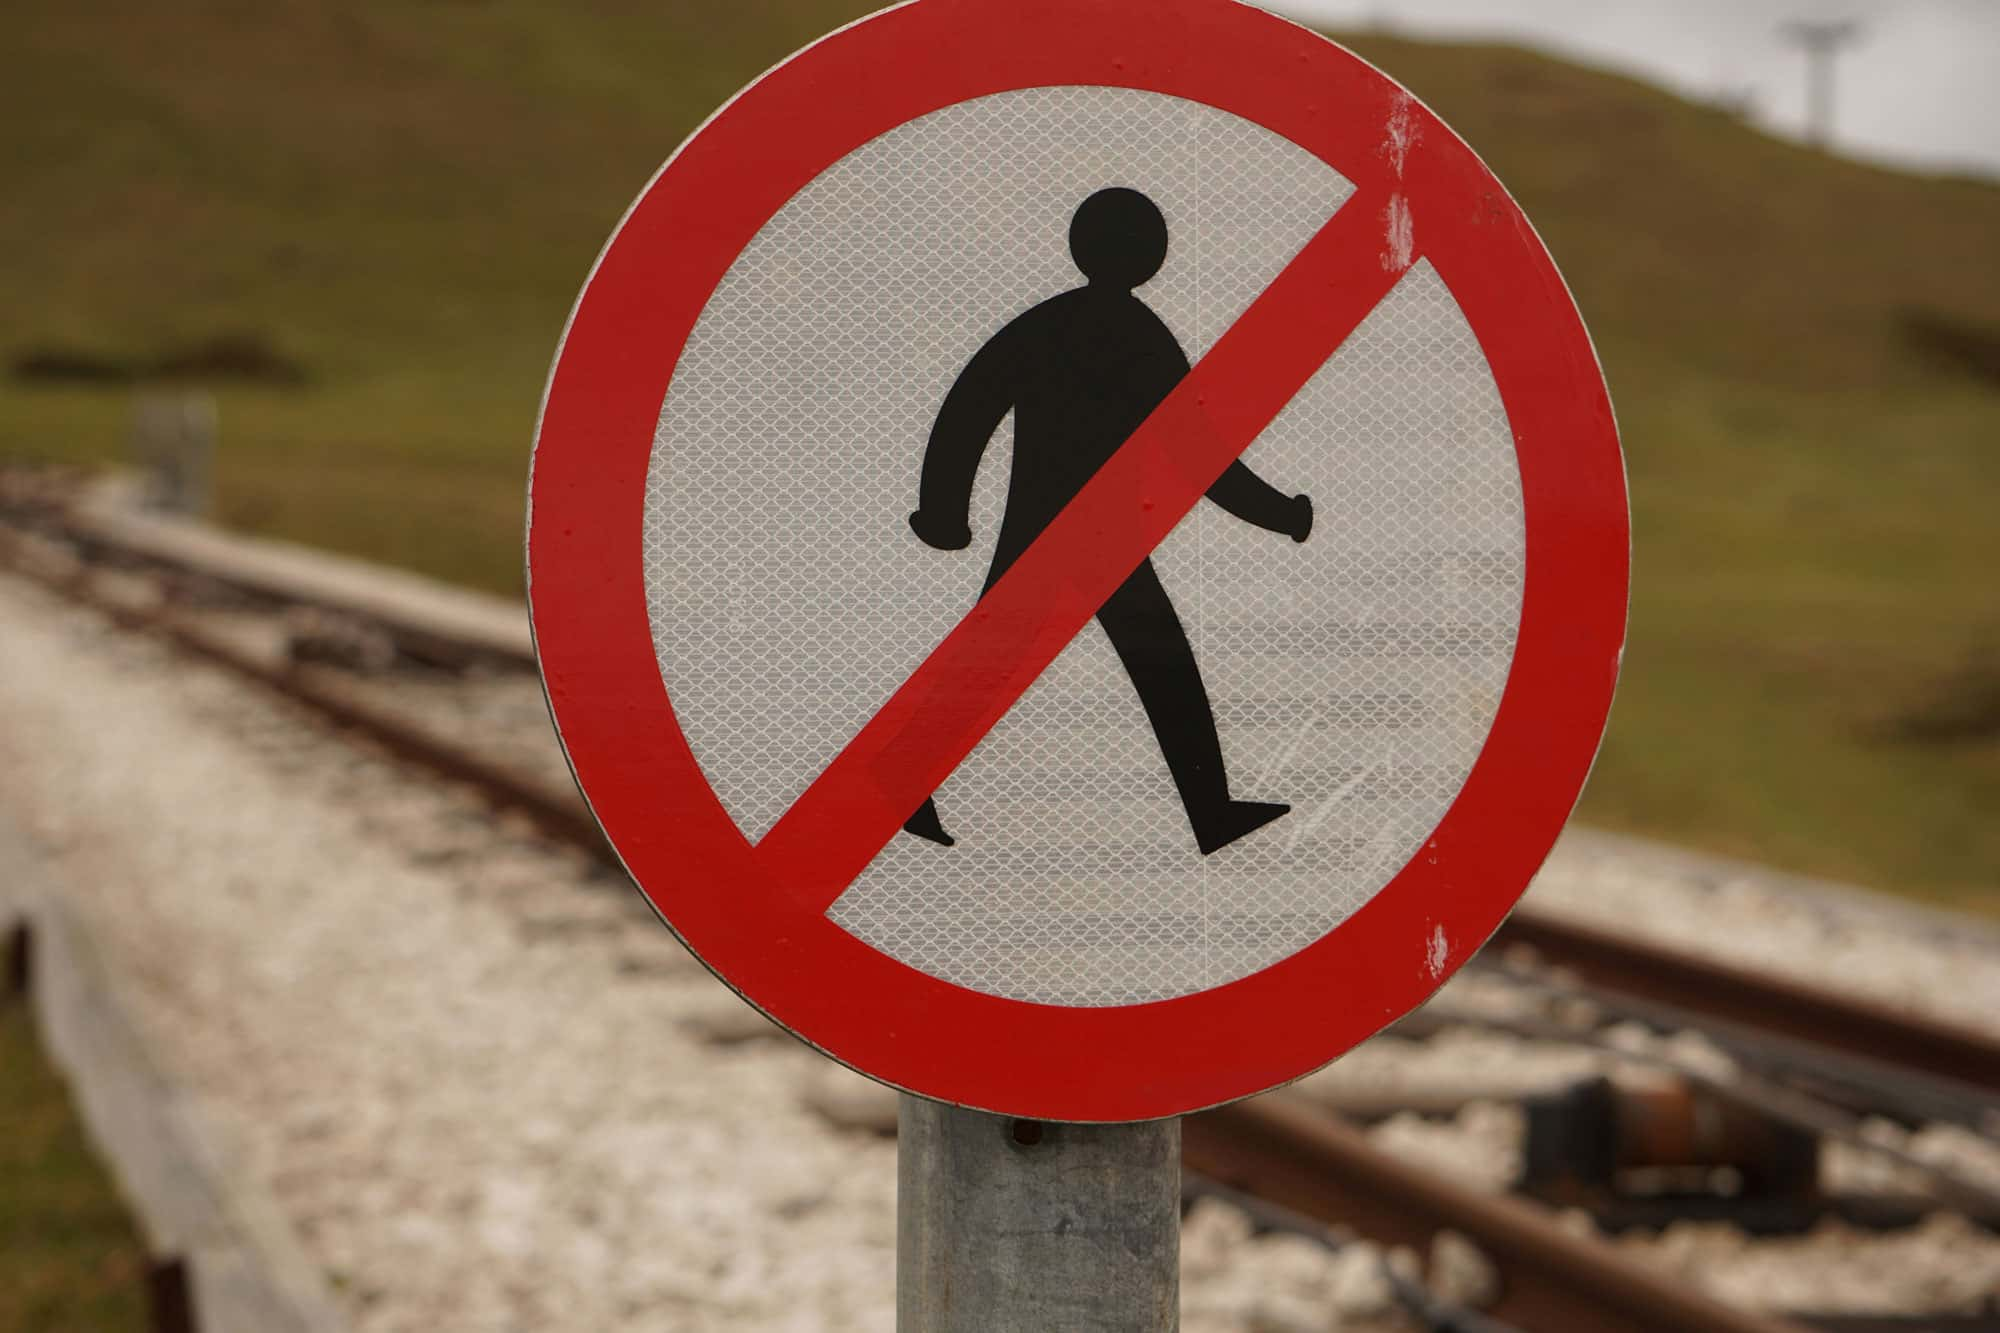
[1520,1073,2000,1236]
[1524,1073,1822,1200]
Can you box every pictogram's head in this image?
[1069,187,1168,290]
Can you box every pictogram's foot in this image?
[1193,800,1290,855]
[902,800,956,847]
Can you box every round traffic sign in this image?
[528,0,1627,1120]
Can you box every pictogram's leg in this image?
[1098,561,1289,855]
[898,559,1285,856]
[903,797,955,847]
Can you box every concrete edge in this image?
[2,821,348,1333]
[68,486,532,664]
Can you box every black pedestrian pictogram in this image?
[904,186,1314,856]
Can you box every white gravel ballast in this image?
[0,571,1432,1333]
[6,561,1999,1331]
[0,576,896,1332]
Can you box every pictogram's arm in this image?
[1206,459,1314,542]
[1158,321,1313,544]
[910,324,1022,551]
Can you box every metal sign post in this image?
[897,1098,1180,1332]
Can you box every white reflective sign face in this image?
[642,86,1524,1006]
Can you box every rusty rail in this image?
[1185,1095,1813,1333]
[20,502,1999,1099]
[1492,910,2000,1095]
[0,532,604,856]
[29,496,1997,1100]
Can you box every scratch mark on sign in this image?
[1384,194,1414,272]
[1267,711,1319,784]
[1286,756,1378,853]
[1385,90,1420,175]
[1425,924,1450,979]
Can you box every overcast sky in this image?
[1275,0,2000,179]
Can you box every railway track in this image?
[3,477,1996,1333]
[9,482,1990,1093]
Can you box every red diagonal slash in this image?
[757,191,1414,911]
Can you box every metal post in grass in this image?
[131,391,215,517]
[897,1095,1180,1331]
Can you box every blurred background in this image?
[2,3,1997,1329]
[4,0,1993,911]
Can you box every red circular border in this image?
[528,0,1628,1121]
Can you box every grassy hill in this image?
[4,1,1996,908]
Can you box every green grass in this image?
[0,995,148,1332]
[2,3,1996,909]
